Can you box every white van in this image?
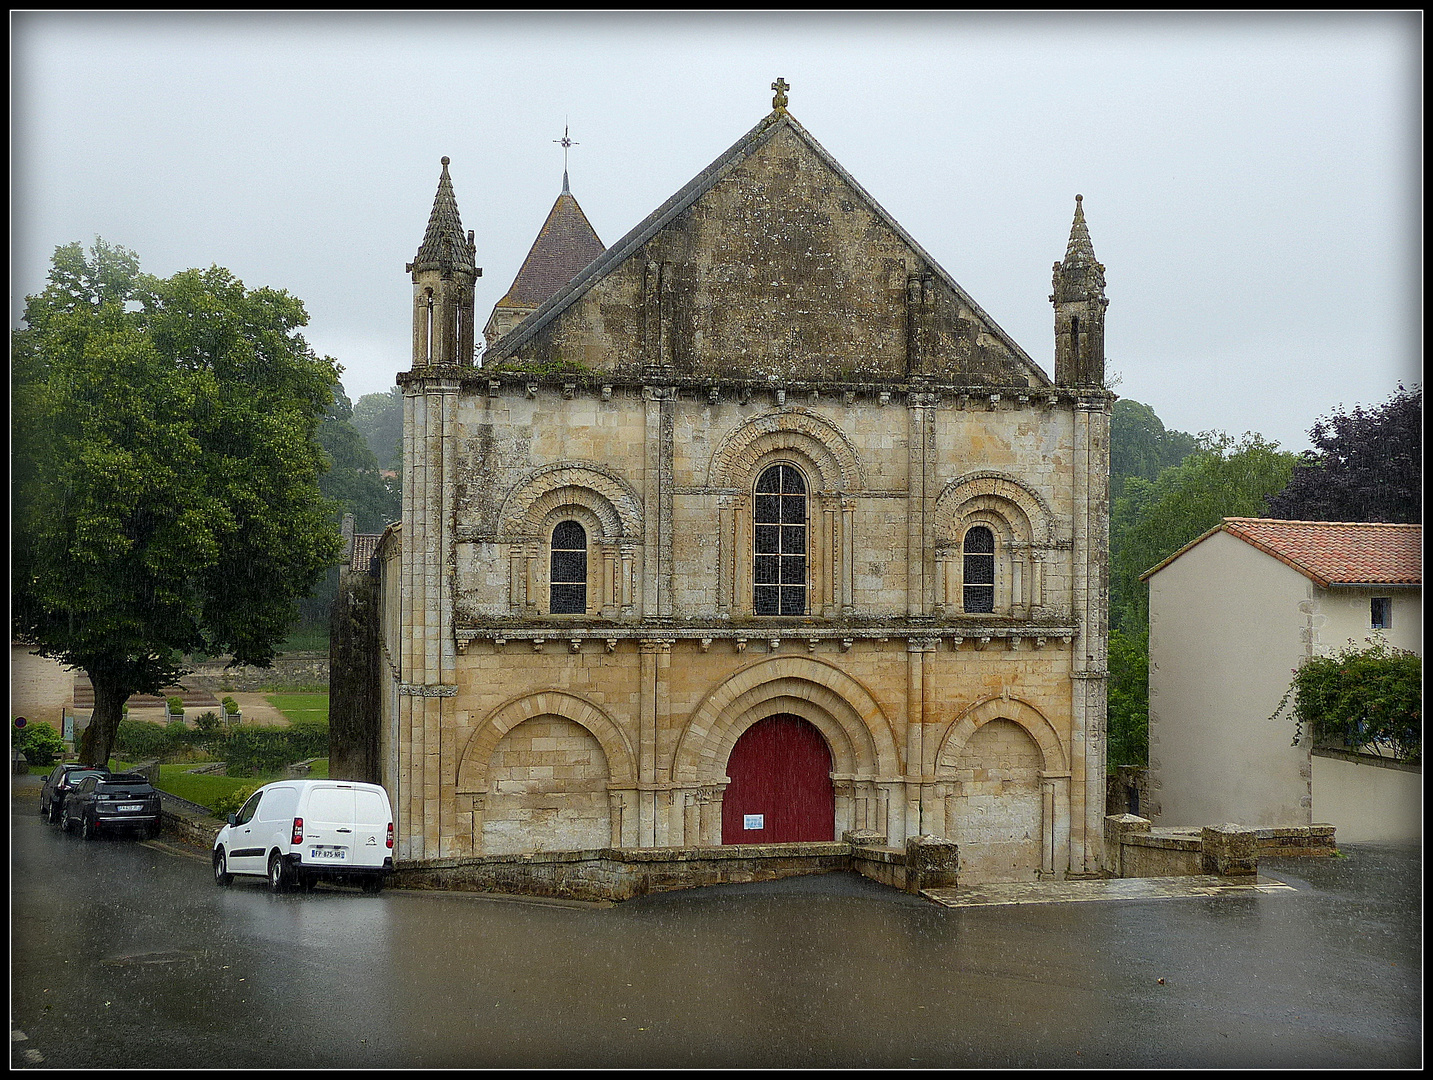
[212,779,394,894]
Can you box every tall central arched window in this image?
[550,520,587,614]
[963,526,995,614]
[754,464,807,616]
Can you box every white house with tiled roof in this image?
[1142,518,1421,841]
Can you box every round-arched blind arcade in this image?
[550,520,587,614]
[963,525,995,614]
[753,464,807,616]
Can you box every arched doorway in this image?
[721,714,834,844]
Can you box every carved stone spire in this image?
[412,156,475,273]
[1050,195,1108,387]
[408,157,480,369]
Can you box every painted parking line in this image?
[923,875,1298,908]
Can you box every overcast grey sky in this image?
[12,12,1421,453]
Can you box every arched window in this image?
[963,526,995,614]
[753,464,807,616]
[550,520,587,614]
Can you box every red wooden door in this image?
[721,714,835,844]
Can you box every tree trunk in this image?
[77,672,130,767]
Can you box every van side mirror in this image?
[227,814,238,826]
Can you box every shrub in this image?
[114,719,175,760]
[212,783,260,819]
[194,710,222,735]
[221,696,240,716]
[224,720,330,777]
[13,722,66,766]
[1271,641,1421,763]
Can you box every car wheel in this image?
[360,876,385,895]
[47,802,61,824]
[213,849,233,887]
[145,822,162,842]
[81,814,97,841]
[60,806,74,833]
[267,852,291,894]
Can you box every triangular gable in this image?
[484,110,1050,387]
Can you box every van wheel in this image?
[361,876,385,895]
[300,873,318,893]
[213,849,233,887]
[267,853,291,894]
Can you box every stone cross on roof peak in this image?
[771,77,789,112]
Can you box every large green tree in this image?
[1264,386,1421,523]
[351,386,404,472]
[1109,431,1298,636]
[318,385,401,533]
[12,239,344,766]
[1109,398,1200,504]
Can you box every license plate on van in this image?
[309,846,348,860]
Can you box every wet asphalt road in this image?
[10,774,1421,1069]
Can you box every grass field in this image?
[110,759,330,814]
[264,693,329,725]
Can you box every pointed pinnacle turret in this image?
[412,156,474,272]
[1051,194,1106,305]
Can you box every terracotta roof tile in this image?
[351,533,383,571]
[1144,518,1422,586]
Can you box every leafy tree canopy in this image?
[1264,386,1421,523]
[351,386,404,472]
[1270,641,1420,764]
[318,385,400,533]
[1110,431,1298,635]
[1110,398,1199,504]
[12,239,344,765]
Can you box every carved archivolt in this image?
[671,656,900,783]
[935,696,1068,775]
[708,408,865,493]
[496,461,644,542]
[933,471,1052,545]
[456,689,638,793]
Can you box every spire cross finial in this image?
[772,77,789,111]
[554,122,578,192]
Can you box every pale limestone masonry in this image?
[370,98,1112,892]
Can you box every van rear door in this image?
[299,785,356,869]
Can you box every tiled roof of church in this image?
[351,533,383,571]
[484,108,1045,382]
[494,188,606,311]
[412,156,475,271]
[1142,518,1422,587]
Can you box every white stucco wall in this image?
[1308,585,1421,658]
[1147,532,1314,828]
[1312,754,1421,843]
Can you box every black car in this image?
[61,772,162,841]
[39,763,111,824]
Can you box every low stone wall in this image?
[1105,814,1338,879]
[390,841,853,902]
[184,653,329,692]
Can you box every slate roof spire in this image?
[412,156,475,272]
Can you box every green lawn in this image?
[110,759,330,814]
[264,693,329,725]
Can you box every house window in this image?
[1371,596,1392,630]
[963,526,995,614]
[549,520,587,614]
[753,464,807,616]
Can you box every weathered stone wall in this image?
[184,654,330,692]
[512,125,1039,387]
[330,569,381,783]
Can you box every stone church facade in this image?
[366,90,1112,888]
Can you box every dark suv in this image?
[39,763,111,824]
[62,772,162,841]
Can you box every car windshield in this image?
[65,771,105,785]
